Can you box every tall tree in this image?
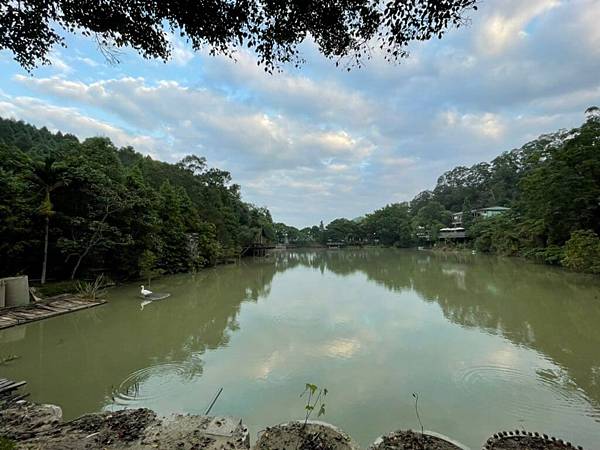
[518,118,600,246]
[0,148,34,275]
[25,156,68,284]
[363,203,413,247]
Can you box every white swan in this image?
[140,285,153,297]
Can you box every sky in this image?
[0,0,599,228]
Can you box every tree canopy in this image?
[0,117,275,281]
[1,0,477,71]
[2,110,598,278]
[285,109,600,273]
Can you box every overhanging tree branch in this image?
[1,0,477,72]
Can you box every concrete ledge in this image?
[254,420,360,450]
[370,429,470,450]
[0,402,588,450]
[0,402,249,449]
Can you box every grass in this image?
[33,275,113,299]
[0,437,16,450]
[33,280,79,298]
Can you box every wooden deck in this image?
[0,295,106,330]
[0,377,28,406]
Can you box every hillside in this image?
[0,117,275,281]
[280,112,600,273]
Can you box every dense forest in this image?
[1,109,599,283]
[276,109,600,273]
[0,118,275,283]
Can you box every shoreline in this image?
[0,400,588,450]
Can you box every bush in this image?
[470,215,520,256]
[0,437,16,450]
[138,250,164,284]
[562,230,600,273]
[75,274,108,301]
[35,280,79,297]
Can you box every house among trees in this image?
[440,207,511,241]
[451,207,511,227]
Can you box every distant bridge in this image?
[240,227,275,257]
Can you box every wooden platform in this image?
[0,295,106,330]
[0,377,28,407]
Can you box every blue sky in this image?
[1,0,599,227]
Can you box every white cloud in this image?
[166,35,195,66]
[1,0,598,226]
[379,156,417,168]
[76,57,100,67]
[476,0,560,55]
[438,110,505,139]
[48,52,73,74]
[13,75,376,168]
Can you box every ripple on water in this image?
[112,361,198,406]
[454,364,596,422]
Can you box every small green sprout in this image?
[301,383,328,428]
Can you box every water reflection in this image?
[289,249,600,410]
[1,249,599,448]
[0,261,279,417]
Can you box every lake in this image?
[1,249,599,448]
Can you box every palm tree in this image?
[26,157,67,284]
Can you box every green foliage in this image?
[0,437,16,450]
[3,1,476,72]
[470,214,520,256]
[518,120,600,246]
[562,230,600,274]
[75,274,108,301]
[324,218,362,244]
[0,117,275,281]
[309,108,600,273]
[2,110,599,277]
[138,250,164,285]
[411,200,451,241]
[35,280,79,297]
[300,383,328,427]
[521,245,565,266]
[363,203,413,247]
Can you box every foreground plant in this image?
[412,393,425,449]
[75,274,107,301]
[301,383,328,427]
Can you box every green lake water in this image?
[1,249,600,448]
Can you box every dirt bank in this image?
[0,401,249,449]
[254,421,360,450]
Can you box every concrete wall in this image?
[1,276,30,307]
